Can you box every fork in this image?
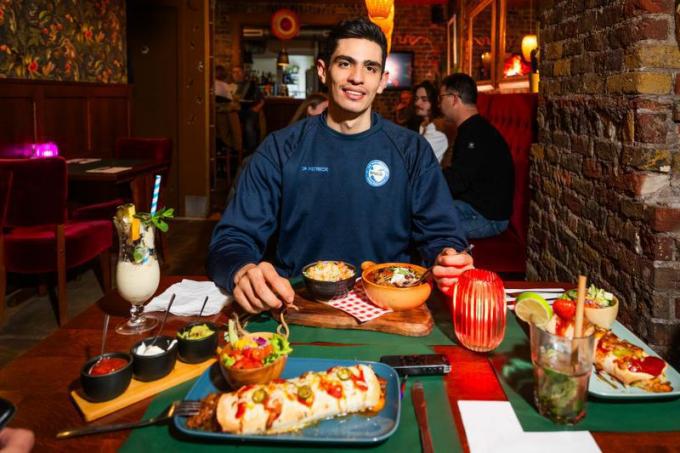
[56,400,201,439]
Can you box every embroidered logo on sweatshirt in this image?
[300,166,329,173]
[365,160,390,187]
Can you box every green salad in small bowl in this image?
[562,285,619,329]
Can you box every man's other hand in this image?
[232,262,295,313]
[432,247,474,297]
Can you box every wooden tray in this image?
[280,288,433,337]
[71,359,215,422]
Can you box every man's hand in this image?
[232,262,295,313]
[0,427,35,453]
[432,247,474,297]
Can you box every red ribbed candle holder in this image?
[452,269,506,352]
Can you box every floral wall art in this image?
[0,0,126,83]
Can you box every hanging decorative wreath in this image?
[271,9,300,41]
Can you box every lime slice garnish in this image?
[514,292,553,326]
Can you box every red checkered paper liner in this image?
[327,278,392,323]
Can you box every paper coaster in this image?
[327,279,392,323]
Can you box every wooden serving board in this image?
[71,359,215,422]
[281,289,433,337]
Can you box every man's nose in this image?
[347,66,364,84]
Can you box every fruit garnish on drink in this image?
[514,292,553,327]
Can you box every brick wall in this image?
[214,1,446,120]
[532,0,680,363]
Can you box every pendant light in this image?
[276,48,289,67]
[521,0,537,62]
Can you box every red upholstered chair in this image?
[470,93,537,275]
[115,137,171,167]
[0,158,112,326]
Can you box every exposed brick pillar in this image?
[530,0,680,364]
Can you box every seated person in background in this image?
[394,90,420,132]
[413,81,448,164]
[232,65,265,154]
[215,65,236,102]
[208,17,473,313]
[226,92,329,205]
[287,92,329,126]
[439,73,514,239]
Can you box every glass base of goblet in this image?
[115,313,158,335]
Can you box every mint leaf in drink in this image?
[133,247,145,263]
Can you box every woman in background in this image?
[413,81,448,164]
[288,93,328,126]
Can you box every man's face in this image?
[438,87,459,120]
[317,38,388,115]
[414,87,431,118]
[399,90,412,105]
[232,67,244,82]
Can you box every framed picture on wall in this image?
[447,14,458,75]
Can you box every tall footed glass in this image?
[113,215,160,335]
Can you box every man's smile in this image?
[341,86,366,101]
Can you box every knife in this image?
[411,382,434,453]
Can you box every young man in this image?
[208,18,473,314]
[439,73,514,239]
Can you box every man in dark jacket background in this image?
[440,73,514,239]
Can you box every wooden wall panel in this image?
[90,97,130,158]
[0,79,131,158]
[42,98,88,158]
[0,97,34,152]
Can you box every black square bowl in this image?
[80,352,133,402]
[131,336,178,382]
[176,322,219,364]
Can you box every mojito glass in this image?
[530,323,595,424]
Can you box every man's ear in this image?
[316,58,327,85]
[376,70,389,94]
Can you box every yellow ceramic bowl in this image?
[584,296,619,329]
[218,332,287,389]
[360,261,431,311]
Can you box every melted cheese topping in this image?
[216,364,383,434]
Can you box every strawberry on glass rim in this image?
[553,299,576,320]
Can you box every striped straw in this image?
[150,174,161,216]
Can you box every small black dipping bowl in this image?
[177,322,218,364]
[131,336,178,382]
[80,352,133,402]
[302,261,356,301]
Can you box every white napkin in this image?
[458,401,601,453]
[144,279,231,316]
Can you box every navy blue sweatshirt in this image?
[208,113,467,293]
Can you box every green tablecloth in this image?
[491,314,680,432]
[121,305,462,452]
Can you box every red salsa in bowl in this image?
[89,357,129,376]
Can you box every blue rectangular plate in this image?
[174,357,401,444]
[588,321,680,399]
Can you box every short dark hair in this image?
[323,17,388,71]
[441,73,478,105]
[413,80,440,118]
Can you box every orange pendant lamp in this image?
[365,0,394,54]
[521,0,537,62]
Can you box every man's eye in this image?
[366,66,378,73]
[337,60,350,68]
